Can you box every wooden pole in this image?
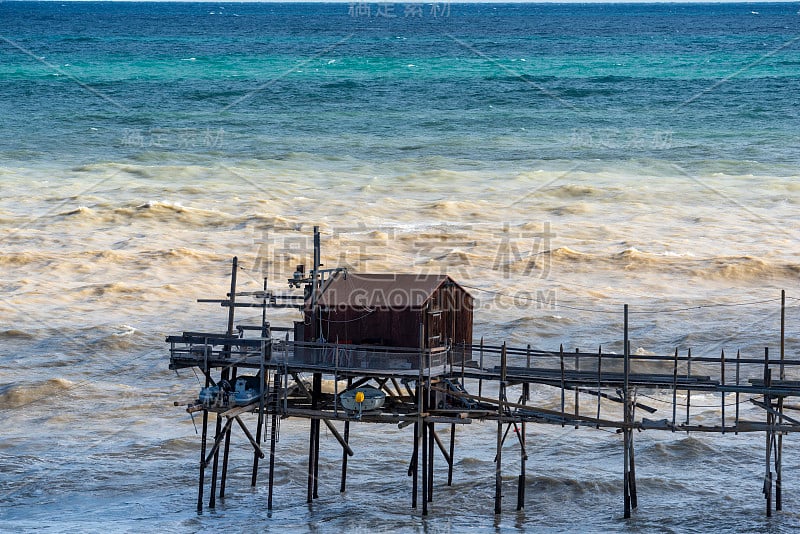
[526,344,532,402]
[623,304,631,519]
[252,349,266,487]
[765,347,772,517]
[220,366,237,499]
[518,373,527,511]
[479,337,484,398]
[596,346,602,429]
[340,377,352,493]
[209,407,222,508]
[428,423,434,503]
[672,348,678,430]
[685,348,692,427]
[495,342,507,515]
[447,423,456,486]
[267,373,279,511]
[720,349,726,434]
[422,406,428,515]
[213,257,238,506]
[197,371,210,513]
[735,349,741,435]
[312,372,322,499]
[560,344,565,427]
[777,290,785,511]
[575,348,580,429]
[411,420,419,509]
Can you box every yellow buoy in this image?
[355,391,365,404]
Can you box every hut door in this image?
[425,302,443,348]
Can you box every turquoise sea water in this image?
[1,3,800,532]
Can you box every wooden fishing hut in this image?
[298,272,473,368]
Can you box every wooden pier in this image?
[168,228,798,519]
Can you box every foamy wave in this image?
[702,256,800,281]
[0,329,35,340]
[0,378,74,409]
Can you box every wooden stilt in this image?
[422,411,428,515]
[495,342,507,515]
[623,305,631,519]
[267,374,279,511]
[596,346,602,429]
[764,347,772,517]
[735,349,741,435]
[518,390,527,511]
[312,373,322,500]
[341,377,352,494]
[209,407,223,508]
[427,422,434,503]
[220,367,237,500]
[628,425,637,510]
[479,337,484,398]
[777,290,785,511]
[672,348,678,430]
[197,388,209,513]
[306,419,316,504]
[685,348,692,428]
[575,348,580,429]
[559,344,565,427]
[411,421,419,509]
[720,350,726,434]
[447,423,456,486]
[252,364,266,487]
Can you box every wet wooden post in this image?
[419,324,427,515]
[447,423,456,486]
[685,348,692,427]
[575,348,580,429]
[340,377,352,493]
[596,346,602,429]
[252,343,266,487]
[215,257,239,505]
[623,304,631,519]
[627,339,638,511]
[312,372,322,499]
[411,419,419,509]
[764,347,773,517]
[671,348,678,430]
[197,370,211,513]
[427,422,435,503]
[267,373,279,511]
[526,344,531,401]
[422,401,428,515]
[479,337,484,398]
[495,342,507,515]
[735,349,741,435]
[559,344,565,427]
[777,290,785,511]
[518,364,527,511]
[720,349,726,433]
[220,365,237,499]
[209,397,223,508]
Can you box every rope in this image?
[637,392,763,408]
[320,309,376,323]
[460,283,782,316]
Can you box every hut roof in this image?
[314,272,470,309]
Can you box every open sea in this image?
[1,1,800,531]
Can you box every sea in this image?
[1,1,800,531]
